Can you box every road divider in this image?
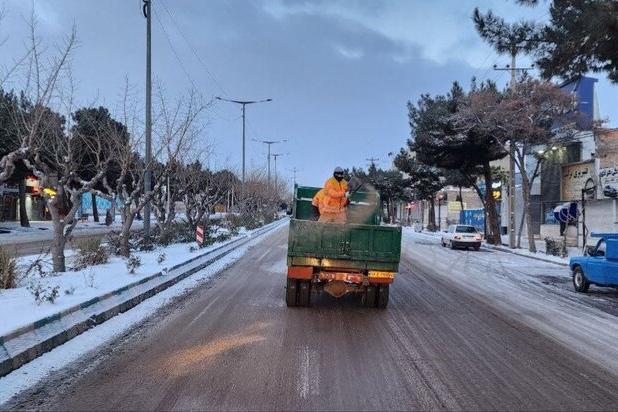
[0,218,288,378]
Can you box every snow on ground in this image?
[402,228,618,374]
[408,227,570,264]
[483,243,569,265]
[0,213,231,246]
[0,231,273,405]
[0,222,267,337]
[0,219,144,246]
[500,234,581,260]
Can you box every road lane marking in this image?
[184,295,222,331]
[256,249,270,261]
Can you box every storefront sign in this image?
[561,161,596,201]
[447,201,466,212]
[599,166,618,199]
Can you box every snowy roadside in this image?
[0,219,280,337]
[404,227,570,265]
[402,230,618,375]
[483,243,569,266]
[0,220,144,246]
[0,230,275,405]
[0,213,232,247]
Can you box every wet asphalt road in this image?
[5,226,618,411]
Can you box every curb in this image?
[482,244,569,267]
[0,218,287,378]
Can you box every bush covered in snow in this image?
[27,281,60,305]
[73,238,110,270]
[126,255,142,274]
[154,221,195,246]
[545,237,568,258]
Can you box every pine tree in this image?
[532,0,618,83]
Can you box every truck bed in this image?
[287,219,401,272]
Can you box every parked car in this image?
[570,233,618,293]
[441,225,483,251]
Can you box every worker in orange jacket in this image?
[317,167,349,224]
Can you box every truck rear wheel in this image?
[376,285,390,308]
[298,281,311,307]
[363,285,377,307]
[286,278,298,307]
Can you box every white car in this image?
[441,225,483,251]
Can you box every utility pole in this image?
[493,57,534,249]
[366,157,380,168]
[215,97,272,184]
[271,153,285,191]
[291,167,298,186]
[142,0,152,239]
[255,139,286,186]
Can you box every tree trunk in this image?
[119,213,135,257]
[458,186,464,212]
[51,217,66,272]
[109,197,116,223]
[483,161,501,245]
[91,192,99,223]
[517,207,526,249]
[521,175,537,253]
[18,178,30,227]
[427,198,436,231]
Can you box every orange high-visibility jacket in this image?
[312,189,326,208]
[319,177,348,214]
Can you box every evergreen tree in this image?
[533,0,618,83]
[394,151,443,231]
[405,81,505,243]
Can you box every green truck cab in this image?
[286,185,402,308]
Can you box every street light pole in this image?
[254,139,286,187]
[215,97,272,184]
[271,153,285,191]
[142,0,152,239]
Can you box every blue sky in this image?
[1,0,616,187]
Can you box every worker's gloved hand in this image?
[344,191,351,199]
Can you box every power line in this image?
[159,0,228,97]
[152,7,196,88]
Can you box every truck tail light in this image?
[368,271,395,279]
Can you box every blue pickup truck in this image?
[570,233,618,293]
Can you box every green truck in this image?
[286,185,402,308]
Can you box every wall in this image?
[582,199,618,243]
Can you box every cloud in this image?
[333,44,363,59]
[261,0,546,68]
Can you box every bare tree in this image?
[0,21,110,272]
[104,87,206,256]
[180,163,232,232]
